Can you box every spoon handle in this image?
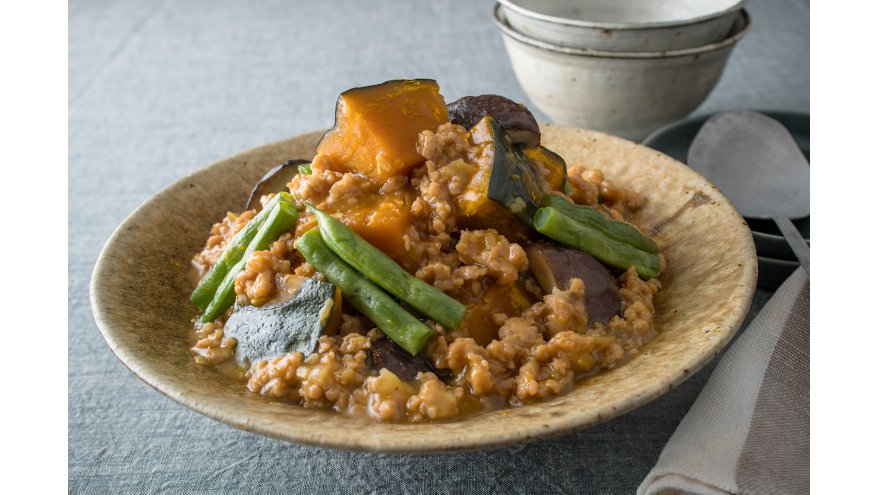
[773,215,810,277]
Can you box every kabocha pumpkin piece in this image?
[448,94,541,148]
[223,277,338,366]
[345,194,417,269]
[327,192,419,271]
[454,158,532,243]
[316,79,449,181]
[456,281,536,346]
[478,116,550,225]
[524,147,569,193]
[453,116,551,241]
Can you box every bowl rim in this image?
[493,3,751,59]
[498,0,746,31]
[90,126,758,453]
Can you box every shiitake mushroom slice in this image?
[368,336,451,382]
[245,159,310,211]
[525,241,623,325]
[447,94,541,148]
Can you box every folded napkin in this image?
[639,268,809,495]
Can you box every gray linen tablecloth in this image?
[69,0,808,493]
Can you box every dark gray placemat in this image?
[69,0,807,492]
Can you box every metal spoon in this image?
[688,110,810,275]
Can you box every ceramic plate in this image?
[91,124,757,453]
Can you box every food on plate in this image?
[223,277,339,364]
[524,242,621,325]
[199,196,300,322]
[306,204,466,331]
[245,159,309,211]
[188,79,665,422]
[316,79,449,181]
[447,94,541,148]
[295,228,437,356]
[191,192,298,317]
[533,203,661,279]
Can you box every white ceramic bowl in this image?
[499,0,745,51]
[493,5,750,141]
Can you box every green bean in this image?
[200,200,300,323]
[307,204,465,330]
[540,195,658,254]
[533,206,661,280]
[295,228,435,355]
[190,191,295,311]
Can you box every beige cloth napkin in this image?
[639,268,809,495]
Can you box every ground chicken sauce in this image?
[190,122,662,422]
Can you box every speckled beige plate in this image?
[90,124,757,453]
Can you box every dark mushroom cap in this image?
[448,95,541,148]
[245,159,309,210]
[525,242,623,325]
[368,336,451,382]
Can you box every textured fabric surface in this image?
[736,272,809,494]
[638,269,809,495]
[69,0,808,493]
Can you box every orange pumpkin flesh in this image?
[295,191,419,272]
[343,194,418,271]
[456,281,536,346]
[452,118,535,243]
[316,79,449,182]
[524,147,567,192]
[309,82,564,336]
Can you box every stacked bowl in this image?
[493,0,750,141]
